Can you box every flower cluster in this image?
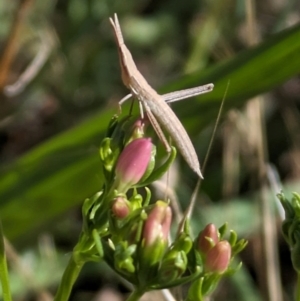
[65,114,247,301]
[278,192,300,273]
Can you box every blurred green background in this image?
[0,0,300,300]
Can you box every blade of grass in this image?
[0,220,12,301]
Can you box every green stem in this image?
[126,289,145,301]
[296,272,300,301]
[53,253,84,301]
[0,222,12,301]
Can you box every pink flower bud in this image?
[111,196,130,218]
[131,118,145,138]
[205,241,231,274]
[197,223,219,254]
[139,201,172,267]
[143,201,172,247]
[115,138,152,192]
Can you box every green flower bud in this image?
[114,242,136,274]
[158,250,188,284]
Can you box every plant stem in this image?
[296,272,300,301]
[0,222,12,301]
[53,253,84,301]
[126,288,145,301]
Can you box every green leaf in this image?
[164,22,300,130]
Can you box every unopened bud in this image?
[198,223,219,254]
[143,201,171,247]
[159,250,187,284]
[131,118,145,139]
[137,201,172,285]
[115,138,152,192]
[205,241,231,273]
[140,201,172,266]
[111,196,130,219]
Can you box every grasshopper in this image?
[110,13,214,178]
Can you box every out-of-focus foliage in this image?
[0,0,300,300]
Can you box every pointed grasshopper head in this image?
[109,13,138,89]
